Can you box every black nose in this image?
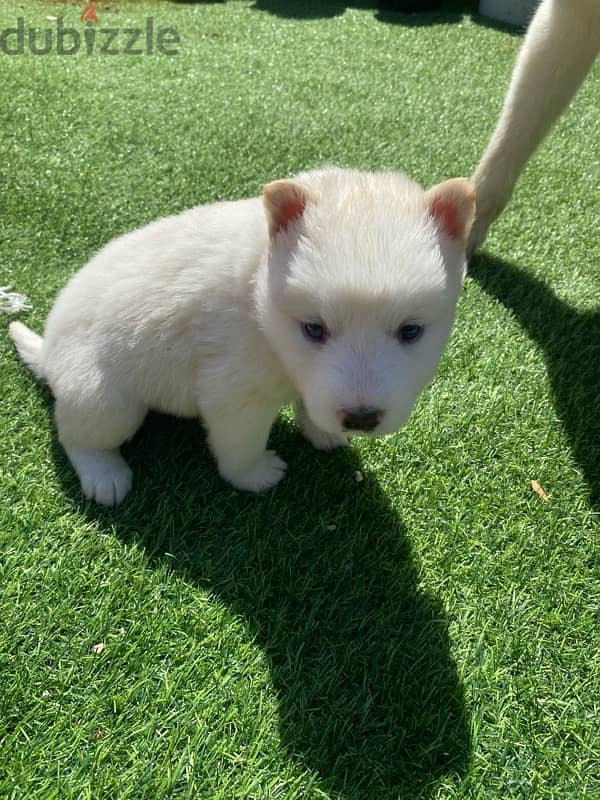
[338,406,383,432]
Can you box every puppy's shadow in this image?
[45,407,471,798]
[469,254,600,509]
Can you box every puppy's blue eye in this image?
[398,323,423,343]
[302,321,327,342]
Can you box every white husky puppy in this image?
[469,0,600,255]
[10,168,474,505]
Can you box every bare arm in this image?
[468,0,600,257]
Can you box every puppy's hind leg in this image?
[55,393,146,506]
[63,445,134,506]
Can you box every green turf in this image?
[1,1,599,798]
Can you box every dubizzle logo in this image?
[0,2,180,56]
[81,1,99,26]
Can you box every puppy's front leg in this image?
[294,400,348,451]
[203,401,286,492]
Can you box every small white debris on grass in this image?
[326,524,337,532]
[90,642,105,655]
[0,286,31,314]
[354,470,364,483]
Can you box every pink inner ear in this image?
[275,194,306,232]
[430,198,460,240]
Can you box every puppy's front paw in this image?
[304,426,348,451]
[296,410,348,451]
[221,450,287,492]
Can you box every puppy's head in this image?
[256,168,475,438]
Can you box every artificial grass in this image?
[1,1,599,798]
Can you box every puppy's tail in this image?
[9,321,45,380]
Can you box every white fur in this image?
[10,168,473,505]
[469,0,600,255]
[0,286,31,315]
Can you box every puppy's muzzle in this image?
[337,406,383,432]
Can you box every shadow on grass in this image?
[40,404,471,799]
[469,254,600,509]
[170,0,478,26]
[251,0,447,23]
[248,0,523,35]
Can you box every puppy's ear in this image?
[424,178,476,246]
[263,180,319,238]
